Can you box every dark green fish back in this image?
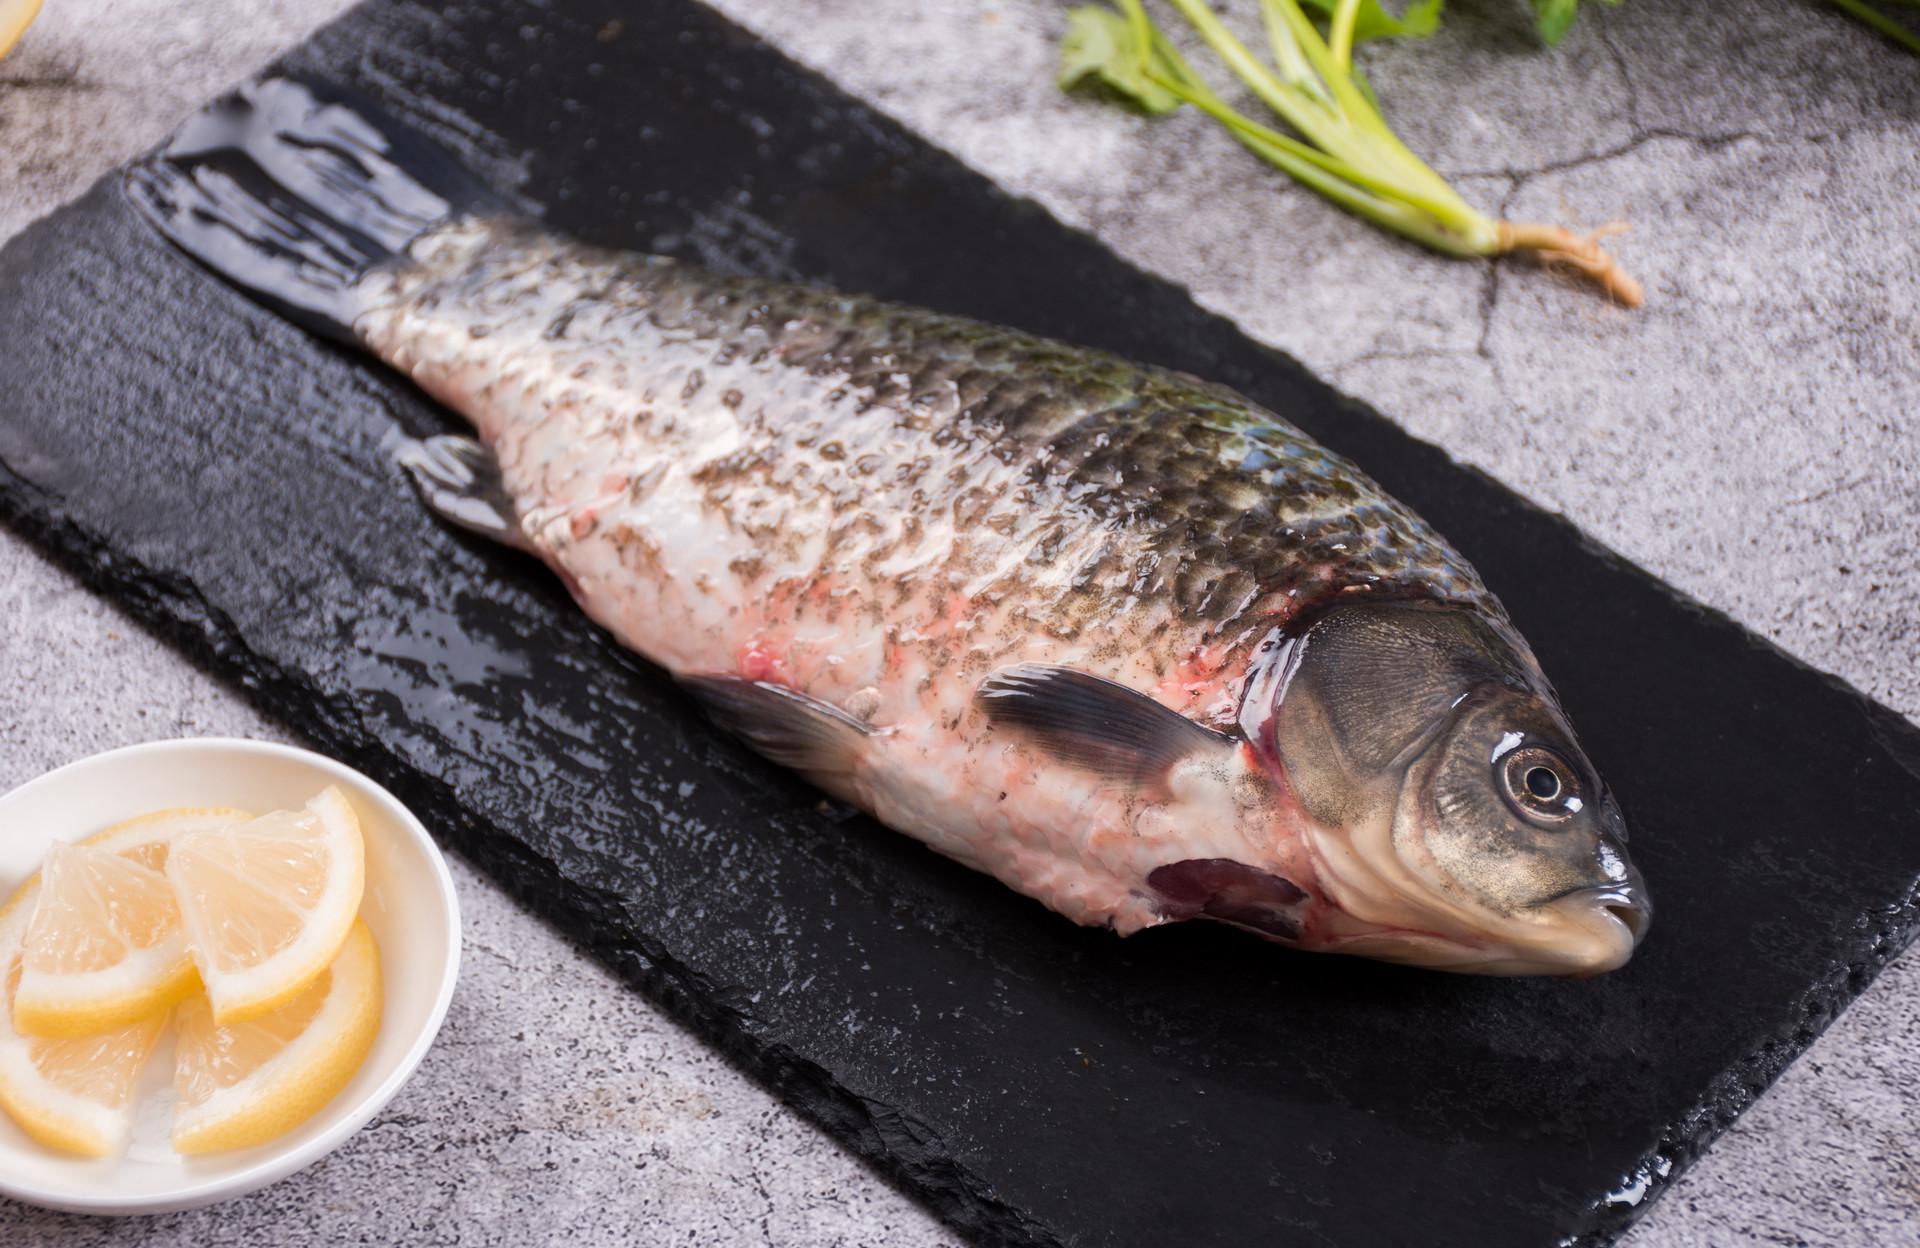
[648,259,1493,642]
[370,221,1496,685]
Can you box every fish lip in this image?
[1543,881,1652,947]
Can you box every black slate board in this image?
[2,2,1917,1244]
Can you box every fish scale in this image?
[364,218,1493,707]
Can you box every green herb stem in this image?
[1328,0,1363,68]
[1826,0,1920,54]
[1058,0,1645,305]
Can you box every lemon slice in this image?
[0,808,254,926]
[166,786,365,1025]
[0,0,41,61]
[0,910,167,1158]
[1,808,249,1038]
[172,919,382,1154]
[12,843,200,1038]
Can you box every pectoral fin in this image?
[680,675,874,785]
[976,664,1233,786]
[395,434,534,553]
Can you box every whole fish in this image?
[128,79,1649,975]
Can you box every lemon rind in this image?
[12,957,200,1038]
[11,831,213,1038]
[0,0,44,62]
[0,908,166,1159]
[0,1056,125,1158]
[0,1014,165,1159]
[172,921,383,1154]
[169,788,365,1027]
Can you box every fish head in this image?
[1244,601,1649,975]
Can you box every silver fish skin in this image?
[127,79,1650,975]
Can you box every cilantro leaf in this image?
[1059,6,1185,116]
[1298,0,1445,44]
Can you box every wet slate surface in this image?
[1,1,1917,1245]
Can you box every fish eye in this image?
[1498,746,1580,824]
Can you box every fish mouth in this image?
[1583,886,1652,945]
[1291,786,1654,975]
[1525,881,1652,975]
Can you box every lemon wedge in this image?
[0,0,41,61]
[1,808,250,1038]
[0,807,255,926]
[12,843,199,1038]
[165,786,365,1025]
[172,919,382,1154]
[0,910,167,1158]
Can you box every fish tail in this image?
[123,76,509,344]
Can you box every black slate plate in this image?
[2,2,1916,1245]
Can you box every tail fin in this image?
[124,76,510,344]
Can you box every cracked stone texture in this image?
[1,0,1915,1244]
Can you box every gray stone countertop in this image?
[0,0,1914,1243]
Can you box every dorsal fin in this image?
[976,664,1233,786]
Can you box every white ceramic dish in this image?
[0,738,461,1215]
